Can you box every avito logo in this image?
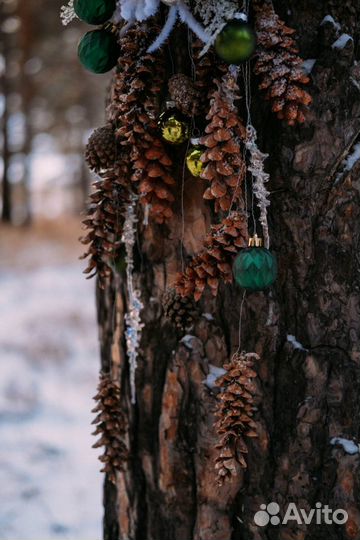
[254,502,348,527]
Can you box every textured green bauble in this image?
[74,0,116,25]
[78,29,120,74]
[215,20,257,65]
[233,247,277,291]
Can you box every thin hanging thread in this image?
[180,131,191,273]
[225,64,245,216]
[180,30,196,273]
[242,61,257,236]
[235,290,247,355]
[234,0,249,357]
[242,56,271,248]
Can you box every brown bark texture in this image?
[95,1,360,539]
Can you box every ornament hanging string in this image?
[225,64,246,216]
[242,58,271,248]
[235,289,247,354]
[179,30,198,273]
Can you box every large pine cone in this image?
[168,73,201,117]
[92,372,128,483]
[175,211,248,301]
[254,1,312,125]
[192,40,227,115]
[108,24,176,224]
[214,352,259,485]
[80,164,129,282]
[162,288,199,333]
[85,124,117,173]
[200,72,246,213]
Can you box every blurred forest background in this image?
[1,0,107,222]
[0,0,108,537]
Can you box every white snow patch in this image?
[181,334,196,350]
[203,364,226,390]
[0,261,102,539]
[303,59,316,75]
[287,334,308,352]
[332,33,353,49]
[343,142,360,171]
[320,15,341,32]
[202,313,214,321]
[330,437,359,455]
[351,77,360,92]
[335,142,360,183]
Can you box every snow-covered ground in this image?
[0,224,102,539]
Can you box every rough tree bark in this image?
[96,1,360,539]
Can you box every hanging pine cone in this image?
[80,164,130,282]
[168,74,201,117]
[175,211,248,301]
[254,1,312,125]
[108,24,176,224]
[200,71,247,213]
[214,352,259,485]
[92,372,128,483]
[192,39,227,115]
[85,124,117,173]
[162,288,199,333]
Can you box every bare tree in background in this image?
[0,0,15,223]
[0,0,107,224]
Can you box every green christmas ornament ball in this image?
[78,29,120,74]
[74,0,116,25]
[215,20,257,65]
[233,237,277,291]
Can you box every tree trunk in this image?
[1,17,12,224]
[95,1,360,539]
[18,0,34,226]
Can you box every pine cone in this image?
[80,164,129,282]
[254,1,312,125]
[92,372,128,483]
[85,124,117,173]
[162,288,199,333]
[168,74,201,117]
[214,352,259,485]
[175,211,248,301]
[200,72,246,213]
[192,40,227,115]
[108,24,176,224]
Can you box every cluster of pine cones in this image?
[83,1,313,486]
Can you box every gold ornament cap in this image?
[102,22,118,34]
[248,234,263,247]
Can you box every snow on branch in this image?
[60,0,77,25]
